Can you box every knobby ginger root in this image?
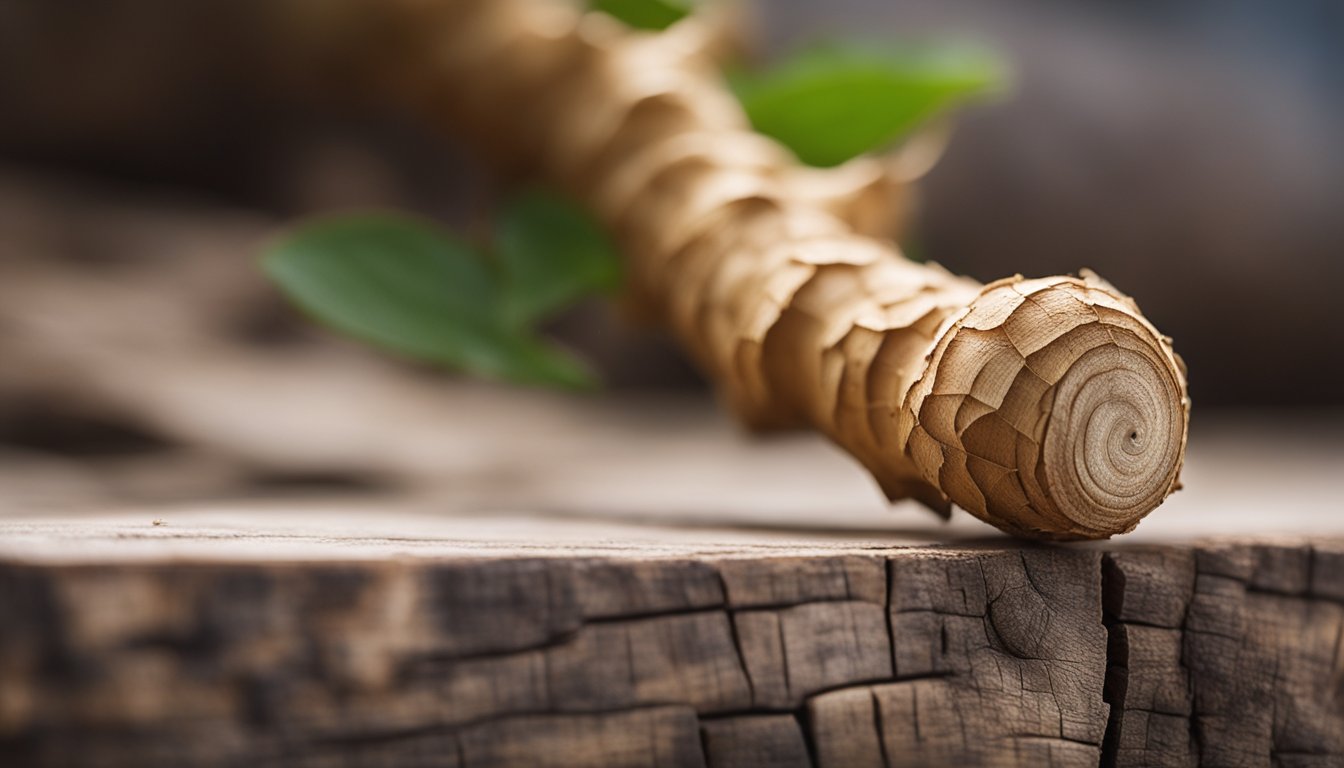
[394,0,1189,539]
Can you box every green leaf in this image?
[495,189,622,327]
[263,213,597,389]
[730,42,1007,168]
[591,0,693,31]
[479,333,598,390]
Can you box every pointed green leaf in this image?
[591,0,694,30]
[495,189,622,327]
[493,335,599,390]
[731,43,1007,168]
[263,212,597,389]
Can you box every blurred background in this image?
[1,0,1340,527]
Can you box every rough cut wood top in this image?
[2,409,1342,767]
[3,517,1342,768]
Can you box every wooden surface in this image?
[2,403,1343,767]
[1,520,1341,767]
[2,381,1344,763]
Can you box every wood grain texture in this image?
[2,531,1340,767]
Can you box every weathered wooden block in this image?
[2,527,1341,767]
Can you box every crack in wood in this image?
[715,569,758,709]
[870,689,892,768]
[1099,554,1129,768]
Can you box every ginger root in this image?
[398,0,1189,539]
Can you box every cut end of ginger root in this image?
[902,271,1189,540]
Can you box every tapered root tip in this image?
[903,272,1189,540]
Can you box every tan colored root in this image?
[402,0,1189,539]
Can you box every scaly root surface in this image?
[400,0,1189,539]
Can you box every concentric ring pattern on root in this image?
[903,272,1189,539]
